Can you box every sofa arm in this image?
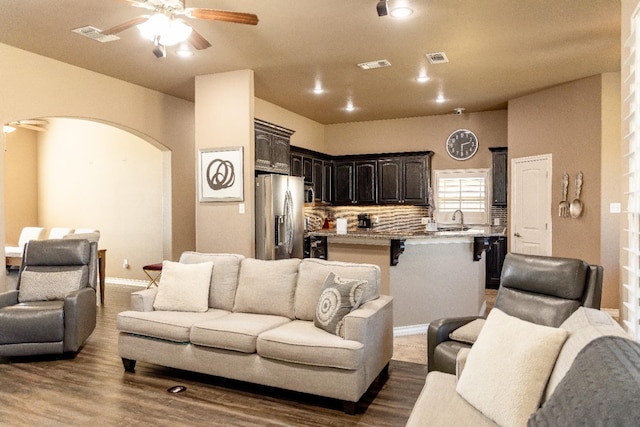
[343,295,394,385]
[427,316,482,372]
[0,290,18,308]
[130,288,158,312]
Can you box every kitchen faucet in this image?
[452,209,464,230]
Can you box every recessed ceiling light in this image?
[436,95,446,103]
[416,75,430,83]
[313,81,324,94]
[345,99,355,112]
[390,7,413,18]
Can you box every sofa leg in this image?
[342,401,358,415]
[122,358,136,372]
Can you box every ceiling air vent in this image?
[357,59,392,70]
[425,52,449,64]
[72,26,119,43]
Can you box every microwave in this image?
[304,186,315,203]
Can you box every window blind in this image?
[434,169,490,225]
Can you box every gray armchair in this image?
[428,253,603,374]
[0,239,97,357]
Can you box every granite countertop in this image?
[306,225,507,240]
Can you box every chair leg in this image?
[122,358,136,372]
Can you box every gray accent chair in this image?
[428,253,603,374]
[0,239,97,357]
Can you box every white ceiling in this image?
[0,0,621,124]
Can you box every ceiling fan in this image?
[5,119,49,132]
[102,0,258,57]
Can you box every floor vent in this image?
[72,26,120,43]
[425,52,449,64]
[357,59,392,70]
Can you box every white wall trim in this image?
[393,324,429,336]
[105,277,147,287]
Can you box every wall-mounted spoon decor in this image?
[569,171,583,218]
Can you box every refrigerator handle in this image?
[274,215,283,247]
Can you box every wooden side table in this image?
[143,263,163,288]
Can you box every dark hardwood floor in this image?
[0,285,427,426]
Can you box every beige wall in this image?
[0,43,196,289]
[195,71,255,256]
[324,110,509,174]
[34,118,164,280]
[508,74,620,309]
[601,72,622,309]
[4,128,38,244]
[255,98,325,152]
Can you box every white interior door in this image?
[511,154,552,255]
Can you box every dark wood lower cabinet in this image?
[485,236,507,289]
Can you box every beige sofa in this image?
[117,252,393,413]
[407,307,637,426]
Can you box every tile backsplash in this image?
[304,204,508,232]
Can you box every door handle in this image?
[513,232,521,238]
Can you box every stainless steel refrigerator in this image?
[255,174,304,260]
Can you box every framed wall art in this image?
[198,146,244,202]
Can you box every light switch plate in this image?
[239,203,245,214]
[610,202,621,213]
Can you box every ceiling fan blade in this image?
[186,9,258,25]
[10,122,46,132]
[102,16,149,35]
[188,28,211,50]
[13,119,48,126]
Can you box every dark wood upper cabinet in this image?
[378,155,430,205]
[255,119,294,174]
[490,147,508,206]
[333,159,377,205]
[290,154,303,177]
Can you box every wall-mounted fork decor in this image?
[559,171,583,218]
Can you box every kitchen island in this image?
[307,226,506,332]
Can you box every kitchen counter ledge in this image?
[307,225,506,241]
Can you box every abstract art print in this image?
[198,147,244,202]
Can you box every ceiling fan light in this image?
[159,19,192,46]
[3,125,16,134]
[138,14,170,42]
[137,14,192,46]
[176,43,194,58]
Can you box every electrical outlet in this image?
[123,259,129,269]
[421,217,429,225]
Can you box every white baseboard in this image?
[393,324,429,336]
[105,277,146,287]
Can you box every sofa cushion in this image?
[153,260,213,312]
[117,309,229,342]
[257,320,364,370]
[190,313,290,353]
[18,269,83,302]
[543,307,627,401]
[295,258,381,321]
[456,308,568,427]
[314,272,366,337]
[449,318,486,345]
[529,336,640,427]
[233,258,300,319]
[406,371,499,427]
[179,252,244,311]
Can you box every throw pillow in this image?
[314,272,367,338]
[18,269,84,302]
[449,318,486,344]
[152,260,213,312]
[456,308,568,427]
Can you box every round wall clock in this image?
[446,129,479,160]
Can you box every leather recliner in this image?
[0,238,97,357]
[427,252,603,374]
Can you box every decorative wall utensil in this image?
[559,172,569,217]
[569,171,583,218]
